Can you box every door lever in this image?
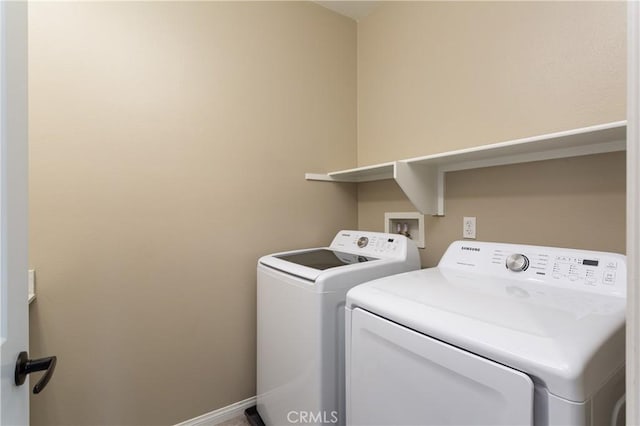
[14,351,57,394]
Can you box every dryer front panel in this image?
[347,308,534,426]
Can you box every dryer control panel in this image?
[438,241,626,297]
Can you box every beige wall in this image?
[28,2,356,425]
[357,1,627,266]
[358,1,626,165]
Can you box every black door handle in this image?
[14,351,57,394]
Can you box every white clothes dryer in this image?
[254,230,420,426]
[346,240,626,426]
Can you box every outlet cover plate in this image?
[463,216,476,239]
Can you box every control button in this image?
[569,275,579,282]
[505,253,530,272]
[357,237,369,248]
[603,271,616,285]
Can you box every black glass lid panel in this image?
[275,249,378,270]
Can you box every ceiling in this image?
[313,1,380,21]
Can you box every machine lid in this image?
[275,249,377,270]
[260,248,379,281]
[346,266,626,402]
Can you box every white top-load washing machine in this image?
[346,240,626,426]
[256,230,420,426]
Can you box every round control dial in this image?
[505,253,530,272]
[357,236,369,248]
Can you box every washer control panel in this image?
[439,240,626,297]
[330,230,408,258]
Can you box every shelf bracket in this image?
[395,161,438,216]
[436,169,446,216]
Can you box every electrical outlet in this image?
[463,217,476,239]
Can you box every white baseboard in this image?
[175,396,256,426]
